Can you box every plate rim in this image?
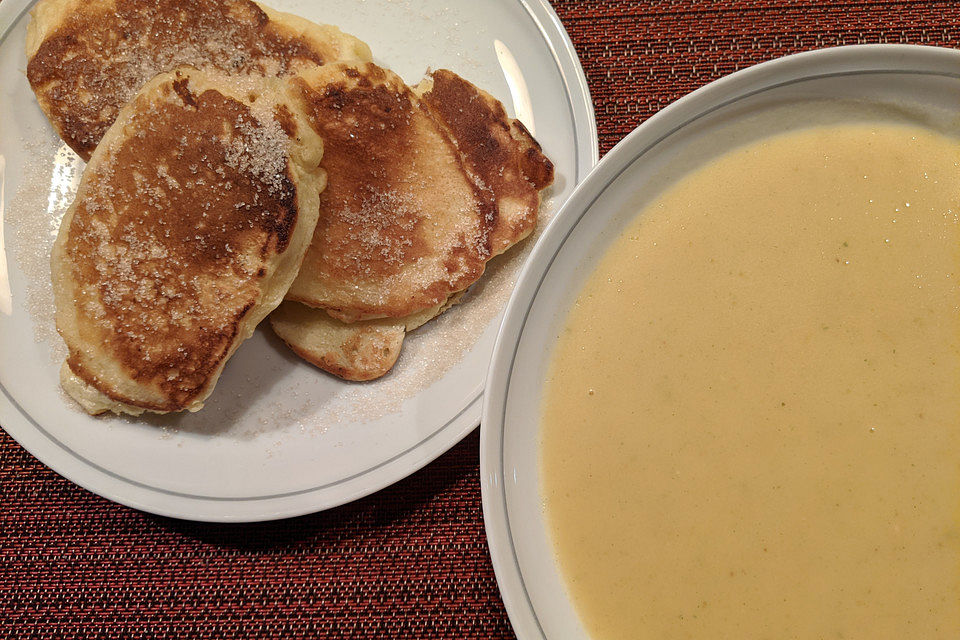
[479,43,960,639]
[0,0,599,522]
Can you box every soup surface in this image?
[541,123,960,639]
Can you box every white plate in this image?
[0,0,597,522]
[480,44,960,639]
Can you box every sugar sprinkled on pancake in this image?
[416,69,554,255]
[53,67,325,415]
[284,62,495,324]
[274,65,554,381]
[26,0,371,159]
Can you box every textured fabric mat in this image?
[4,1,960,637]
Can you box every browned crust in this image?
[275,328,402,382]
[420,69,555,254]
[510,118,555,189]
[289,63,493,322]
[65,299,253,412]
[269,304,404,382]
[424,70,554,189]
[27,0,330,159]
[297,67,433,282]
[61,72,300,410]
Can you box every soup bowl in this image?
[479,44,960,639]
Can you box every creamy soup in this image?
[541,123,960,639]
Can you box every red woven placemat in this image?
[4,1,960,637]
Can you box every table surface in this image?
[4,0,960,637]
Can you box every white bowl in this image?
[479,44,960,639]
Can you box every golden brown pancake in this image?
[274,65,554,381]
[26,0,371,160]
[269,293,463,382]
[270,303,406,382]
[284,62,494,324]
[52,68,325,415]
[416,69,555,255]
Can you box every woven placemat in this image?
[4,1,960,637]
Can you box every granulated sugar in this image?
[26,0,330,156]
[309,184,558,424]
[359,0,487,78]
[111,185,557,439]
[7,138,81,362]
[7,134,554,438]
[8,92,552,437]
